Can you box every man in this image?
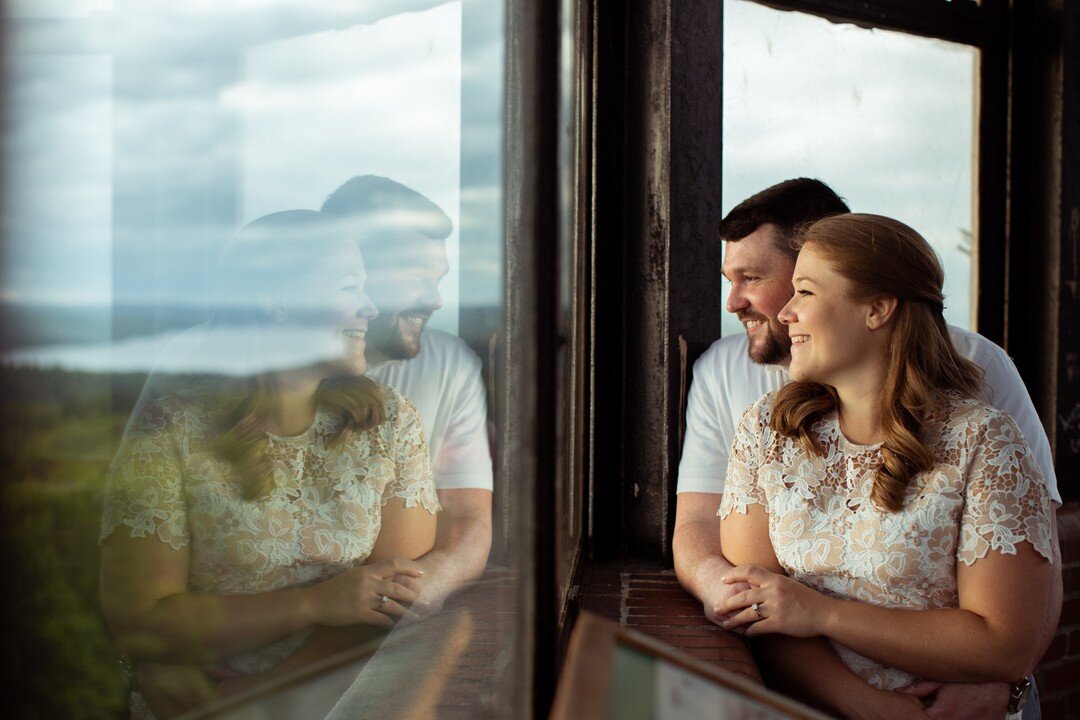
[322,175,493,614]
[673,178,1062,719]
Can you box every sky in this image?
[1,0,500,343]
[721,0,976,335]
[2,0,977,362]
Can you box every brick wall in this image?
[1036,505,1080,719]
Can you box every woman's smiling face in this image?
[777,244,881,386]
[276,236,379,376]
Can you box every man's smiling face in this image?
[721,223,797,366]
[363,232,449,362]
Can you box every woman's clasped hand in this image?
[717,565,833,638]
[308,557,426,628]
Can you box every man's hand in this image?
[837,687,932,720]
[393,551,454,619]
[718,564,835,638]
[136,662,218,719]
[390,488,492,622]
[674,492,751,628]
[897,680,1010,720]
[695,555,751,628]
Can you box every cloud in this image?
[721,0,976,334]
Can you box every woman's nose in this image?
[777,296,797,325]
[356,291,379,320]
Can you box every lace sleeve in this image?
[719,397,769,518]
[99,401,189,550]
[384,394,440,514]
[958,409,1053,566]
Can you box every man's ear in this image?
[258,294,288,323]
[866,296,898,330]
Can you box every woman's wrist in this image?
[816,595,844,639]
[291,583,322,628]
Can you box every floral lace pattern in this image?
[101,387,439,600]
[720,392,1053,691]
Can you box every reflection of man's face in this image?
[363,232,449,362]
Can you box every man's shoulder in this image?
[417,328,483,372]
[694,334,786,386]
[697,334,751,369]
[946,324,1009,364]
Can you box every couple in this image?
[675,180,1061,720]
[100,178,492,718]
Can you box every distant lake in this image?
[1,302,502,375]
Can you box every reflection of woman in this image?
[100,211,439,718]
[718,214,1053,719]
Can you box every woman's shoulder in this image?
[928,390,1020,444]
[733,391,782,439]
[336,383,422,441]
[128,389,215,436]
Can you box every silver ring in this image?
[377,594,390,610]
[751,602,764,621]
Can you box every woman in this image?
[717,214,1053,719]
[100,210,439,717]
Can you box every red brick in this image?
[630,625,727,636]
[1058,506,1080,565]
[644,635,739,649]
[1039,658,1080,696]
[1065,566,1080,599]
[1039,695,1066,719]
[1061,598,1080,627]
[624,573,679,581]
[1044,632,1070,662]
[624,598,700,610]
[627,588,695,599]
[628,615,716,627]
[1069,629,1080,658]
[627,606,704,618]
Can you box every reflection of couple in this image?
[675,180,1060,719]
[100,177,492,718]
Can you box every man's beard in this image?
[741,314,791,365]
[368,312,428,360]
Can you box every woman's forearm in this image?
[723,549,1052,686]
[110,585,320,664]
[818,600,1037,684]
[755,635,882,717]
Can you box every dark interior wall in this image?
[1053,0,1080,498]
[592,0,723,559]
[1009,0,1079,501]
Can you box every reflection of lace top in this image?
[720,392,1053,691]
[101,387,439,674]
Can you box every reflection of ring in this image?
[751,602,764,621]
[377,594,390,610]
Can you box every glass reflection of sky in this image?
[1,1,503,371]
[722,0,976,336]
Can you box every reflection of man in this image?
[322,176,493,614]
[673,178,1062,719]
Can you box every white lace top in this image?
[719,391,1053,691]
[101,386,439,675]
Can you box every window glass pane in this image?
[2,1,514,716]
[722,0,977,337]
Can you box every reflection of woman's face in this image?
[277,237,378,377]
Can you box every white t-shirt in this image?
[677,325,1061,505]
[367,328,493,492]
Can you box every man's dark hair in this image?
[718,178,849,259]
[321,175,452,251]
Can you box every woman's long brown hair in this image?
[212,374,385,500]
[206,210,385,500]
[771,214,984,512]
